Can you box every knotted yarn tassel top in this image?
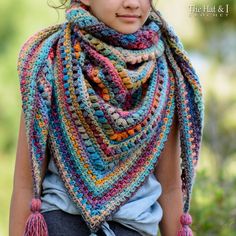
[24,198,48,236]
[177,213,193,236]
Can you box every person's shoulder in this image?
[17,24,62,76]
[18,24,62,61]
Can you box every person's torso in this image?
[41,157,163,236]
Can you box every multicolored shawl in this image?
[18,1,204,236]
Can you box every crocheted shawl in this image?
[18,2,204,235]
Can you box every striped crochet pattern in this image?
[18,2,204,235]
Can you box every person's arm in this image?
[154,112,183,236]
[9,110,48,236]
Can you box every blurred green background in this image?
[0,0,235,235]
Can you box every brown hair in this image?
[47,0,69,10]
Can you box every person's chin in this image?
[115,25,140,34]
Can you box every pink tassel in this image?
[24,198,48,236]
[177,213,193,236]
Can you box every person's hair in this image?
[48,0,68,9]
[48,0,166,31]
